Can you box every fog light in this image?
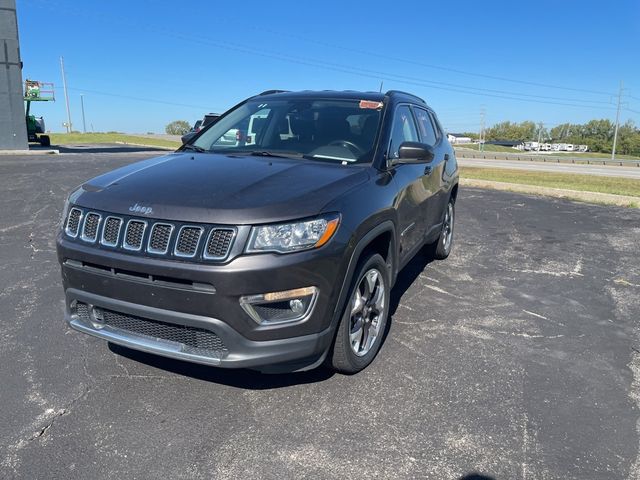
[289,299,304,314]
[240,286,318,325]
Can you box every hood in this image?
[74,152,370,224]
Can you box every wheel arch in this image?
[329,221,397,331]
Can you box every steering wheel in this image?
[329,140,364,155]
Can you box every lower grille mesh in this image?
[75,303,227,358]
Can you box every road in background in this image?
[459,157,640,179]
[1,148,640,479]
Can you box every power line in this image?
[65,86,222,111]
[33,0,619,110]
[132,0,617,97]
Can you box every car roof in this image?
[253,89,428,108]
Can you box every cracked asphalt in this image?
[1,146,640,479]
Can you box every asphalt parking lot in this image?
[1,146,640,479]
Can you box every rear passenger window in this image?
[388,105,419,159]
[414,108,437,146]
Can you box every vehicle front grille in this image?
[123,220,147,250]
[65,208,82,237]
[63,208,235,262]
[148,223,173,254]
[205,229,235,259]
[75,302,227,358]
[101,217,122,246]
[81,213,101,242]
[175,226,203,257]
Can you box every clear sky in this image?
[16,0,640,134]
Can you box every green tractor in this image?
[24,79,54,147]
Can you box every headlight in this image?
[246,214,340,254]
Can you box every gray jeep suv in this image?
[57,89,458,374]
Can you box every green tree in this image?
[165,120,191,135]
[485,121,537,141]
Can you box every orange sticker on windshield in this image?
[359,100,383,109]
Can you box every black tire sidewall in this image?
[332,253,390,373]
[435,199,455,259]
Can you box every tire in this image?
[434,197,455,260]
[331,253,390,374]
[39,135,51,147]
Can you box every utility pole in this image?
[536,122,543,151]
[60,56,72,133]
[611,80,624,162]
[80,94,86,133]
[479,108,485,152]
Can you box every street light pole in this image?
[80,94,86,133]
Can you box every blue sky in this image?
[17,0,640,134]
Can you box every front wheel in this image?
[39,135,51,147]
[330,253,390,374]
[434,197,455,260]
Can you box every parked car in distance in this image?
[58,90,459,374]
[181,113,221,144]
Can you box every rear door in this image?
[388,104,430,261]
[412,107,448,237]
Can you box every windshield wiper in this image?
[247,150,305,159]
[182,144,206,153]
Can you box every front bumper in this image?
[66,289,333,370]
[57,229,351,370]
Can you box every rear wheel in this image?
[434,197,455,259]
[331,253,390,374]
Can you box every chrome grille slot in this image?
[123,220,147,251]
[147,223,174,254]
[65,208,83,237]
[81,212,101,242]
[101,216,122,246]
[204,228,235,260]
[175,226,203,257]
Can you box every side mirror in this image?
[395,142,435,164]
[181,131,197,144]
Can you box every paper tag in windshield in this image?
[359,100,383,109]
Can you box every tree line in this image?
[462,119,640,155]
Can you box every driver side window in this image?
[388,105,419,159]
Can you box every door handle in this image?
[444,154,450,161]
[424,165,432,175]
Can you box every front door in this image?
[388,104,430,263]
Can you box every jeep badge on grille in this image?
[129,203,153,215]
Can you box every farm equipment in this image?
[24,79,55,147]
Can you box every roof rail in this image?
[385,90,426,104]
[257,89,290,96]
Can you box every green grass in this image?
[461,167,640,198]
[454,144,517,153]
[48,133,181,149]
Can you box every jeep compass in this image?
[57,89,459,374]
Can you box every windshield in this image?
[191,98,383,164]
